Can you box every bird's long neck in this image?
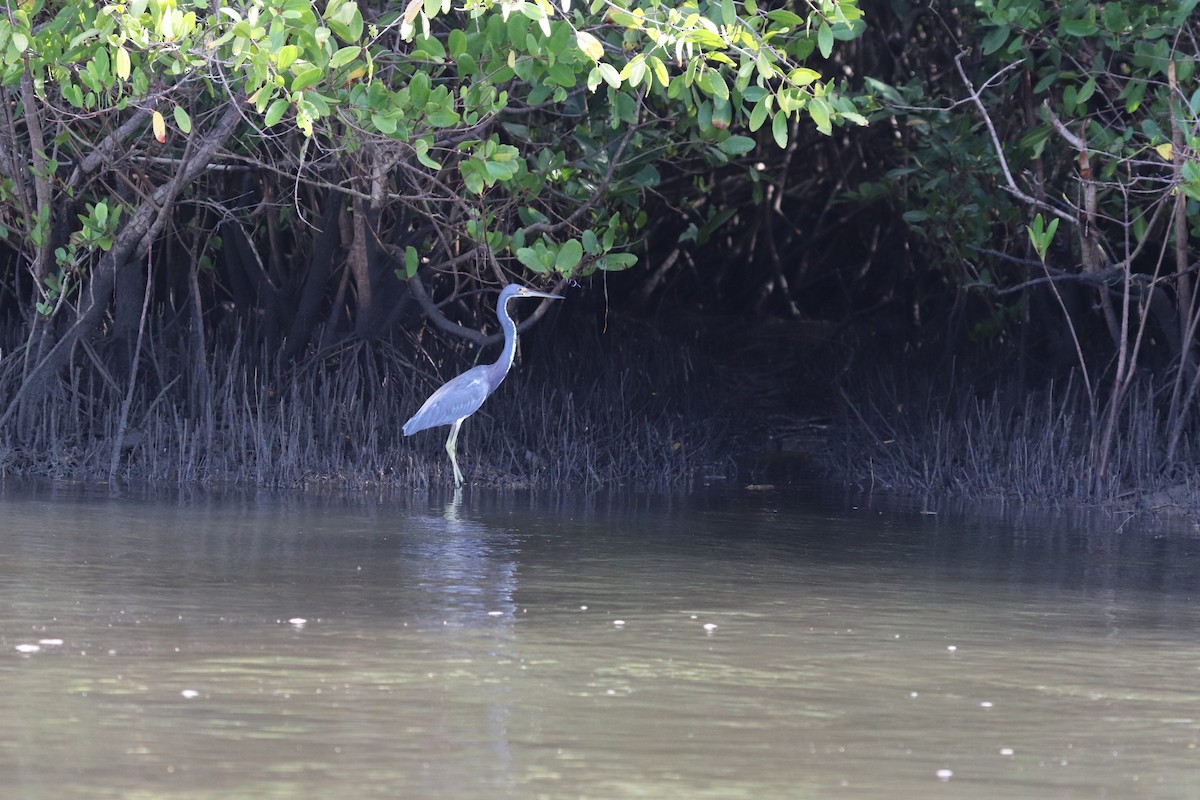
[486,295,519,388]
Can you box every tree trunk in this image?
[284,193,342,360]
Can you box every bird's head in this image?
[503,284,563,302]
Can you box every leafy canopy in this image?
[0,0,867,293]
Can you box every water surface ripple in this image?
[2,484,1198,798]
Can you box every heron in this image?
[402,284,563,486]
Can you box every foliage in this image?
[0,0,874,448]
[0,0,867,319]
[877,0,1198,293]
[863,0,1200,490]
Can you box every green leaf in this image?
[483,159,515,181]
[291,66,323,92]
[771,111,788,149]
[1076,75,1096,105]
[600,252,637,271]
[598,63,621,88]
[410,70,431,108]
[62,83,83,108]
[720,0,736,28]
[555,238,583,273]
[464,171,485,195]
[412,34,446,60]
[173,105,192,134]
[414,138,441,170]
[808,98,831,135]
[1061,17,1098,37]
[448,29,467,58]
[817,22,833,59]
[277,44,299,71]
[787,67,821,86]
[426,109,460,127]
[708,70,729,100]
[329,3,364,41]
[1033,71,1059,93]
[1027,213,1060,262]
[329,46,361,69]
[581,229,600,254]
[749,97,770,132]
[404,245,419,278]
[765,10,804,27]
[718,135,756,155]
[648,55,669,89]
[264,98,290,127]
[620,54,646,87]
[980,25,1009,56]
[516,246,548,273]
[371,113,397,134]
[1101,3,1129,32]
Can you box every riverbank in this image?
[4,311,1200,511]
[818,370,1200,516]
[0,318,735,492]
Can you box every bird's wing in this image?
[402,366,493,435]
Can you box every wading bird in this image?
[403,284,563,486]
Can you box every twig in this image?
[953,53,1074,225]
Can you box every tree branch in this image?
[405,271,564,348]
[953,52,1074,225]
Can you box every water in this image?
[2,483,1199,799]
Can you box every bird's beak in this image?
[519,288,564,300]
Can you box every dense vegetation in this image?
[0,0,864,487]
[0,0,1196,504]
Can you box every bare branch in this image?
[405,272,565,348]
[953,52,1074,225]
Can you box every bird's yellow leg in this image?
[446,418,465,486]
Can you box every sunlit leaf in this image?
[115,46,131,81]
[808,97,831,135]
[787,67,821,87]
[771,110,788,149]
[649,55,669,88]
[575,30,603,62]
[291,66,323,92]
[277,45,298,71]
[330,46,361,70]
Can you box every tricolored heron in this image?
[402,284,563,486]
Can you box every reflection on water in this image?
[2,482,1199,799]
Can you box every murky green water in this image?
[2,482,1199,799]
